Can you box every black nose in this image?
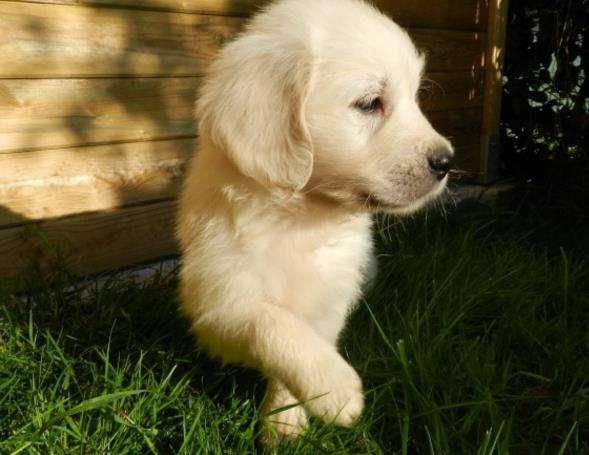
[428,149,454,180]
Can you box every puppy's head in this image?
[198,0,453,215]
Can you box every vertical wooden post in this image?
[481,0,509,183]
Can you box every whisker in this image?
[421,76,444,94]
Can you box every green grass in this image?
[1,199,588,453]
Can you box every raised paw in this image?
[297,355,365,427]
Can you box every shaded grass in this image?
[1,200,588,453]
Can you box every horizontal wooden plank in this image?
[428,107,482,148]
[10,0,271,16]
[374,0,487,31]
[0,2,485,77]
[0,2,244,77]
[0,72,481,152]
[11,0,487,30]
[0,138,194,225]
[0,200,178,277]
[413,28,485,73]
[419,71,484,112]
[0,77,198,152]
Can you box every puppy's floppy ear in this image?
[197,35,314,191]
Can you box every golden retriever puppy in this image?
[177,0,453,440]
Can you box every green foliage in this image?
[1,203,588,453]
[502,0,588,181]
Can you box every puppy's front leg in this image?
[242,304,364,427]
[198,302,364,427]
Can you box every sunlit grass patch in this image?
[1,202,587,453]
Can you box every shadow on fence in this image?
[0,0,256,278]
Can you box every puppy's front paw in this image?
[261,404,308,443]
[301,357,364,427]
[261,380,308,443]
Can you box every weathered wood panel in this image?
[0,200,177,277]
[420,71,484,112]
[0,72,482,152]
[0,2,244,77]
[428,108,483,149]
[11,1,487,30]
[375,0,487,31]
[8,0,268,16]
[413,28,485,73]
[0,138,194,225]
[0,2,485,77]
[0,78,198,152]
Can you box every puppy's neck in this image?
[195,141,368,225]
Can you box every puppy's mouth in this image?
[356,192,398,210]
[305,176,448,214]
[356,177,448,214]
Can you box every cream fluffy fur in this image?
[177,0,453,440]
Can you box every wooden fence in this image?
[0,0,508,277]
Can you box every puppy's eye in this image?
[354,96,383,114]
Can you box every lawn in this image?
[1,192,587,454]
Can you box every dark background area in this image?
[501,0,588,198]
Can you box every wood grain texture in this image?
[374,0,488,31]
[412,28,485,73]
[0,138,194,225]
[12,0,487,30]
[0,200,178,277]
[428,108,483,149]
[0,72,481,152]
[0,2,486,77]
[0,77,198,152]
[0,2,244,77]
[10,0,271,16]
[420,71,484,112]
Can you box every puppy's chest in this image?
[259,219,373,310]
